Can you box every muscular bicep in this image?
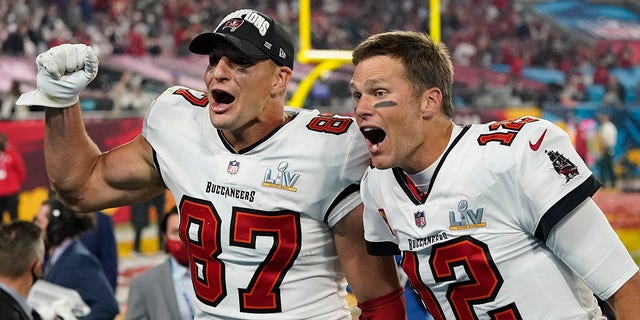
[101,135,162,189]
[71,135,165,211]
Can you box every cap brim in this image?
[189,33,268,59]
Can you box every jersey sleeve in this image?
[513,117,601,241]
[324,115,371,228]
[546,198,639,299]
[141,86,209,184]
[362,169,401,256]
[142,86,204,141]
[142,86,173,140]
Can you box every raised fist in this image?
[16,43,99,108]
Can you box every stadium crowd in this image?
[1,0,640,112]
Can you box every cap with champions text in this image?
[189,9,295,70]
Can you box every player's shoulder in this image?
[286,107,361,138]
[145,85,207,120]
[470,116,567,145]
[511,116,569,144]
[153,85,208,107]
[473,115,552,131]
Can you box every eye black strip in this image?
[373,101,397,108]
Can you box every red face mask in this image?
[165,238,189,267]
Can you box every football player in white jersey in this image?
[16,8,407,320]
[350,30,640,320]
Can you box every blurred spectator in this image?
[33,199,119,320]
[592,60,610,87]
[78,211,118,291]
[452,40,476,66]
[596,112,618,189]
[0,220,45,320]
[124,24,147,57]
[1,81,26,120]
[618,43,634,69]
[573,117,591,165]
[0,132,26,223]
[2,20,36,56]
[126,206,196,320]
[597,45,618,70]
[110,71,153,117]
[471,77,494,109]
[602,76,625,108]
[559,73,586,107]
[130,192,165,254]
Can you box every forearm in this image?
[45,104,102,205]
[344,254,402,302]
[607,272,640,320]
[343,253,406,320]
[334,204,402,302]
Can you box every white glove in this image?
[16,43,99,108]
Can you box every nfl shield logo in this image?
[414,211,426,228]
[227,160,240,174]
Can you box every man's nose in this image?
[212,57,233,82]
[353,96,373,120]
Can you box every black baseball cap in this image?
[189,9,295,70]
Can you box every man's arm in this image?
[17,44,164,212]
[607,272,640,320]
[333,204,406,320]
[545,198,640,318]
[45,105,164,212]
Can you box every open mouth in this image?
[212,89,235,104]
[361,127,386,150]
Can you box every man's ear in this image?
[272,66,292,96]
[34,259,43,276]
[420,87,442,119]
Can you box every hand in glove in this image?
[16,43,99,108]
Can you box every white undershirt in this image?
[407,123,462,194]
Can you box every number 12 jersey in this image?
[363,117,639,320]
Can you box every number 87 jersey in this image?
[362,117,639,320]
[142,86,370,319]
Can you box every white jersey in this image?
[142,86,369,319]
[363,116,638,320]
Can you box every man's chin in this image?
[209,113,234,130]
[370,157,393,170]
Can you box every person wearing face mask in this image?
[0,221,45,320]
[126,206,196,320]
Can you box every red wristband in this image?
[357,288,407,320]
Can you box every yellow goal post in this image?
[287,0,441,108]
